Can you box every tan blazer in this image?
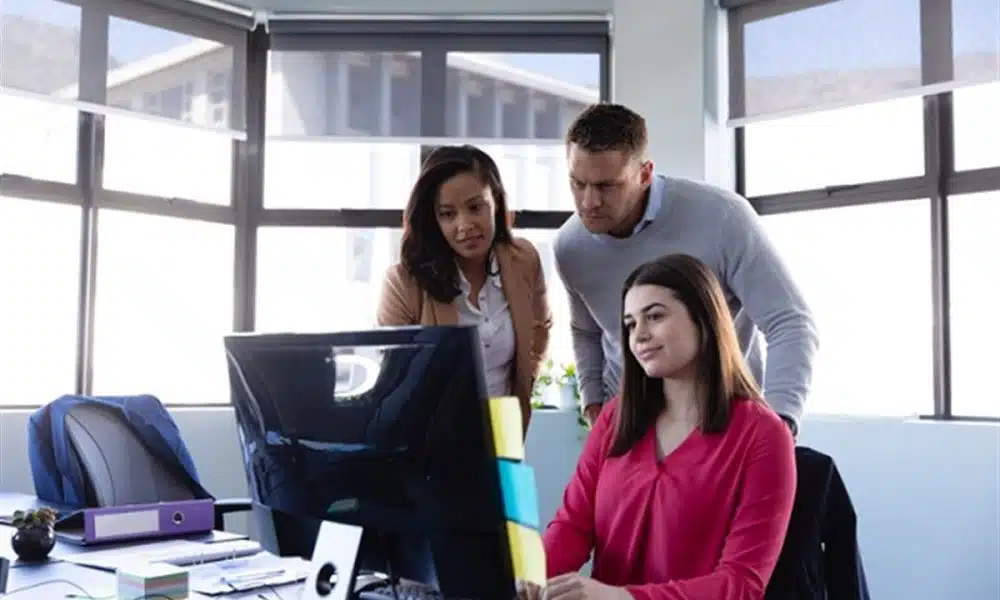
[376,237,552,433]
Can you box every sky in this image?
[2,0,997,88]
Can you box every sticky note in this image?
[506,521,546,586]
[488,396,524,460]
[497,460,540,528]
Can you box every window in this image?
[761,200,933,417]
[478,143,574,211]
[0,93,79,184]
[347,230,377,282]
[953,81,1000,171]
[158,85,185,120]
[948,191,999,417]
[91,211,234,405]
[107,15,235,129]
[102,111,234,205]
[0,0,81,96]
[264,50,424,209]
[256,227,400,333]
[743,97,925,197]
[0,198,80,405]
[182,82,195,122]
[100,13,239,205]
[445,53,598,140]
[0,0,80,184]
[739,0,922,119]
[510,229,573,369]
[445,53,599,211]
[206,71,229,127]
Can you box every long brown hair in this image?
[609,254,761,457]
[399,145,513,303]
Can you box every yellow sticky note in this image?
[488,396,524,460]
[506,521,546,586]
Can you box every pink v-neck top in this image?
[543,397,796,600]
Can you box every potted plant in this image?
[10,507,58,561]
[531,358,557,409]
[557,363,579,411]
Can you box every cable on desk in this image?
[0,577,174,599]
[223,577,285,600]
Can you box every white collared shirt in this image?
[456,259,516,398]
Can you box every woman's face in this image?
[435,172,497,262]
[623,284,701,380]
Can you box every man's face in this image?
[567,145,653,236]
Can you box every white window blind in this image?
[728,0,999,125]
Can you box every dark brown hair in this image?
[565,103,648,159]
[609,254,762,457]
[399,145,513,303]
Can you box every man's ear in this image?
[639,160,655,185]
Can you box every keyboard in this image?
[357,581,444,600]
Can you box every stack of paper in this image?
[487,397,547,586]
[117,562,189,600]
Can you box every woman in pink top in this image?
[520,254,796,600]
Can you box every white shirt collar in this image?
[457,254,502,293]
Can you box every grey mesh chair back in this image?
[62,402,196,507]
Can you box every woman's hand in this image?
[543,573,631,600]
[516,579,543,600]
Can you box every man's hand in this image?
[582,403,603,426]
[543,573,631,600]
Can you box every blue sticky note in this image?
[497,460,540,528]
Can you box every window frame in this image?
[0,4,609,407]
[732,0,1000,420]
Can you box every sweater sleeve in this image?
[624,414,797,600]
[543,401,615,576]
[717,193,819,426]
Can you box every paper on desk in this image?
[488,396,524,460]
[60,538,262,572]
[506,521,546,586]
[188,553,310,595]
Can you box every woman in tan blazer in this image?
[377,145,552,434]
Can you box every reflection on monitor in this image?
[224,326,517,600]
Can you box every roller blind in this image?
[727,0,1000,125]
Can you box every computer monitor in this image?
[223,326,516,600]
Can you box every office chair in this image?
[62,402,250,531]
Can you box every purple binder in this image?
[55,499,215,546]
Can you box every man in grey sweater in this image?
[554,103,818,434]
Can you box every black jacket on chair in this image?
[764,446,871,600]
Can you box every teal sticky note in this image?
[496,460,540,528]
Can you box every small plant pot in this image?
[12,525,56,562]
[558,384,578,411]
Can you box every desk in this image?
[1,523,303,599]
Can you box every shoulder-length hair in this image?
[399,145,514,303]
[609,253,762,457]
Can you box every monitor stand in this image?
[302,521,366,600]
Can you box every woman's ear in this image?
[506,209,517,229]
